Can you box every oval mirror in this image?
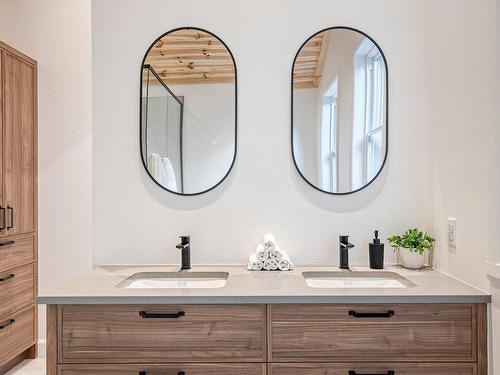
[292,27,388,195]
[141,27,237,195]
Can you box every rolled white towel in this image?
[255,243,269,261]
[248,254,264,271]
[263,233,277,251]
[263,258,278,271]
[269,246,284,262]
[278,253,294,271]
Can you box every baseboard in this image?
[37,339,46,358]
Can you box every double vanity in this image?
[38,265,490,375]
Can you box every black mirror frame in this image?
[140,26,237,196]
[291,26,389,195]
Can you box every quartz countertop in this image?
[36,264,491,304]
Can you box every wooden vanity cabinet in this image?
[269,363,478,375]
[0,41,37,375]
[269,303,478,362]
[46,303,487,375]
[58,304,266,363]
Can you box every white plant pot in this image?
[399,248,427,269]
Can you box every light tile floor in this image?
[5,359,45,375]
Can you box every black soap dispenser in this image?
[369,230,384,269]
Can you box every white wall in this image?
[427,0,495,292]
[93,0,434,266]
[0,0,93,342]
[490,0,500,372]
[426,0,497,370]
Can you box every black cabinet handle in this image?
[0,274,15,282]
[348,310,394,318]
[349,371,394,375]
[6,206,13,230]
[0,319,15,329]
[0,240,15,248]
[139,372,185,375]
[0,206,5,230]
[139,311,185,319]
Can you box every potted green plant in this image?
[387,228,435,269]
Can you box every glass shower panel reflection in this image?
[141,66,183,193]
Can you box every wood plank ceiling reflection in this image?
[293,31,330,89]
[144,29,235,85]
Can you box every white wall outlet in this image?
[448,218,457,249]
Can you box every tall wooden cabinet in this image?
[0,41,38,374]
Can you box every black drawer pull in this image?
[0,240,15,247]
[0,274,15,282]
[349,371,394,375]
[139,311,185,319]
[6,206,13,229]
[139,372,185,375]
[349,310,394,318]
[0,319,15,329]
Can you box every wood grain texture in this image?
[0,263,34,319]
[144,29,235,85]
[270,304,475,362]
[60,304,266,363]
[293,31,330,88]
[0,305,35,367]
[0,233,35,272]
[58,363,266,375]
[476,304,487,375]
[0,351,26,375]
[46,305,58,375]
[0,41,37,374]
[3,50,36,236]
[270,363,477,375]
[0,48,3,238]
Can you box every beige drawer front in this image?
[270,304,476,362]
[270,363,477,375]
[0,305,35,364]
[0,235,35,272]
[60,304,266,363]
[59,364,266,375]
[0,263,35,319]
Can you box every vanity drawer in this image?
[0,234,35,272]
[0,305,35,365]
[270,363,477,375]
[270,304,476,362]
[59,304,266,363]
[58,364,266,375]
[0,263,35,319]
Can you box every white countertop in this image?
[36,264,491,304]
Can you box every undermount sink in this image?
[302,271,416,288]
[116,271,229,289]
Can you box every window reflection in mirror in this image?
[141,28,236,195]
[292,28,387,194]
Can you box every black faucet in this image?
[339,235,355,269]
[176,235,191,271]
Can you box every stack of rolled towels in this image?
[248,234,294,271]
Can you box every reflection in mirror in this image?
[141,28,236,195]
[292,28,387,194]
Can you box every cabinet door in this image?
[3,51,36,236]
